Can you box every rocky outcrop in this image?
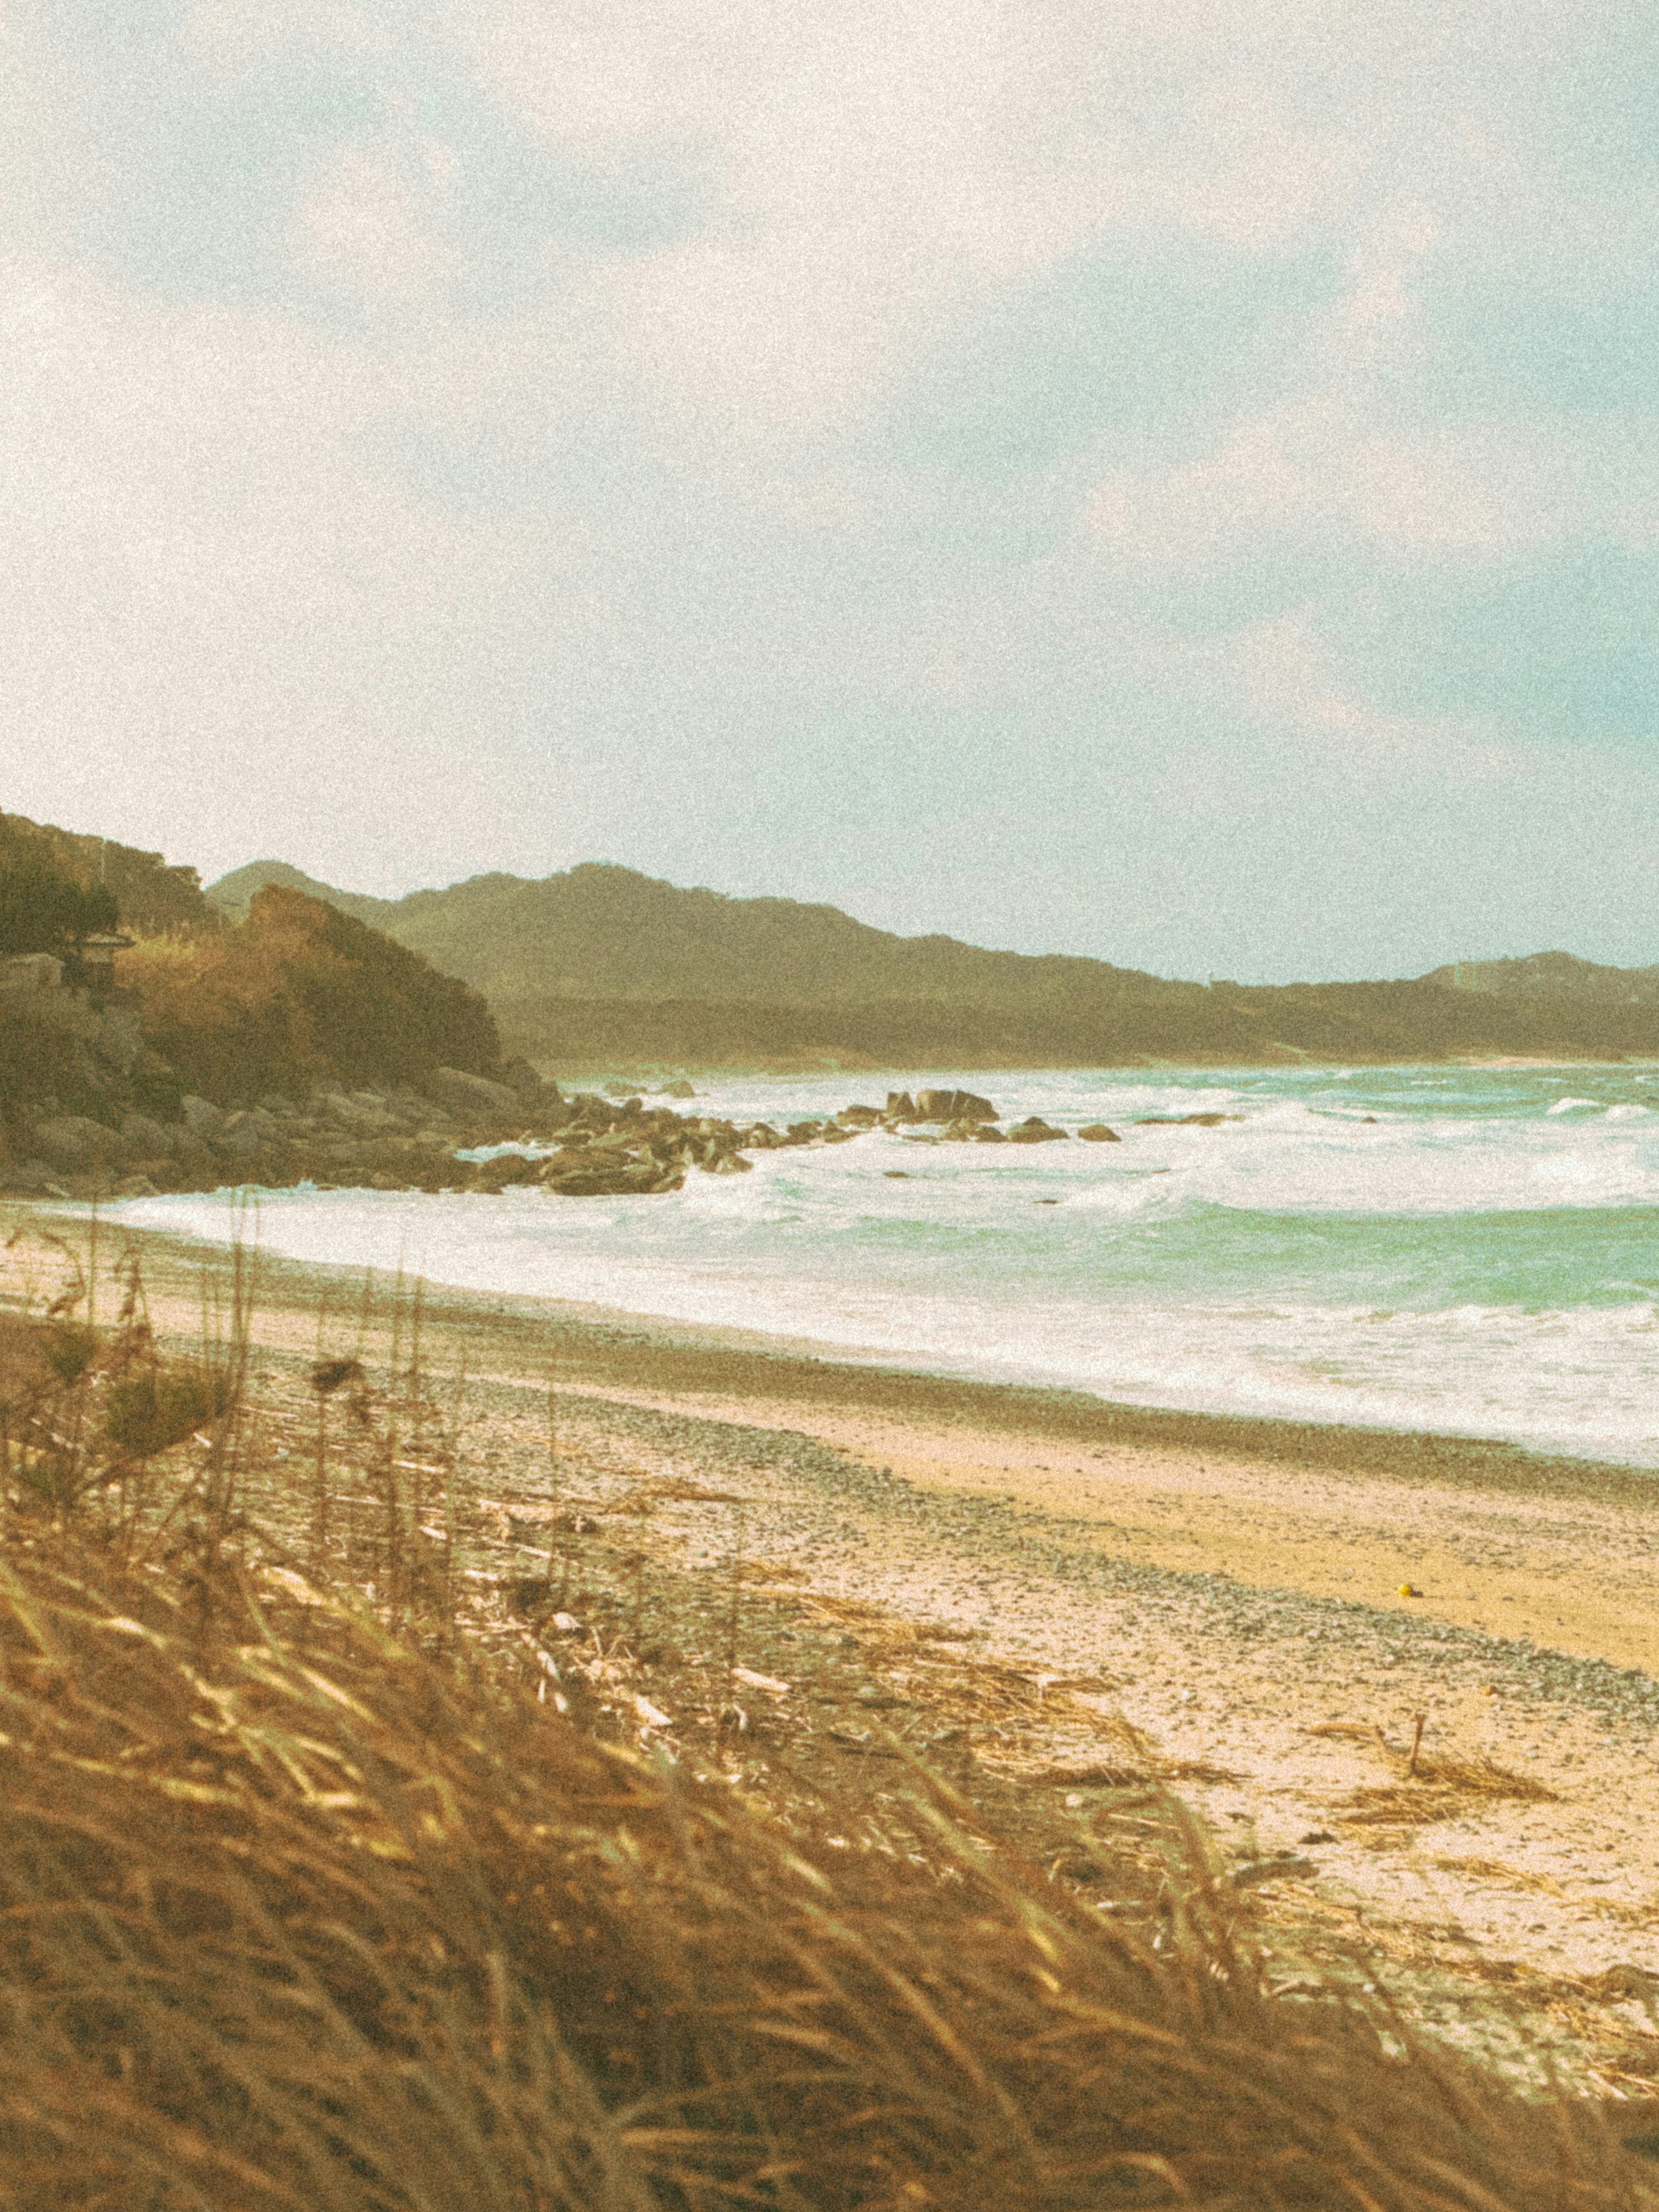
[35,1116,128,1173]
[915,1088,996,1123]
[4,1076,1169,1202]
[120,1112,176,1158]
[1005,1118,1068,1144]
[883,1088,997,1125]
[426,1066,519,1117]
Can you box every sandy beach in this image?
[29,1210,1659,2094]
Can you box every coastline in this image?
[98,1213,1659,1506]
[15,1207,1659,2080]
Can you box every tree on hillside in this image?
[0,821,118,959]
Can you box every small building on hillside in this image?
[77,931,134,1000]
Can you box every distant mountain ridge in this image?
[205,859,395,931]
[204,858,1659,1071]
[1423,951,1659,1004]
[208,859,1168,1008]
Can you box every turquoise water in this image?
[115,1065,1659,1465]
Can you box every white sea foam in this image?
[104,1064,1659,1468]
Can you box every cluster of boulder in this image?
[8,1065,549,1201]
[3,1073,1140,1203]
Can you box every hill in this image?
[1423,951,1659,1004]
[122,884,501,1104]
[0,815,505,1135]
[3,810,218,938]
[207,857,394,930]
[207,858,1659,1071]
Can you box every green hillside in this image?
[206,859,1659,1071]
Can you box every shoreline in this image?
[80,1214,1659,1508]
[15,1206,1659,2081]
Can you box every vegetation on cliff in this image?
[123,885,501,1104]
[0,816,119,959]
[1,811,217,941]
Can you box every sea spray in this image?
[107,1063,1659,1467]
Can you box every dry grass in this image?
[0,1234,1653,2209]
[1305,1720,1561,1831]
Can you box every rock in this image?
[1078,1123,1122,1142]
[836,1104,884,1127]
[885,1091,919,1122]
[498,1057,547,1099]
[181,1095,225,1140]
[702,1151,753,1175]
[969,1125,1007,1143]
[542,1154,685,1196]
[1006,1118,1068,1144]
[111,1174,159,1199]
[171,1131,218,1179]
[661,1079,696,1098]
[121,1112,176,1158]
[915,1088,997,1123]
[219,1108,287,1158]
[603,1081,643,1100]
[318,1093,404,1136]
[2,1160,56,1192]
[426,1067,518,1117]
[34,1116,127,1173]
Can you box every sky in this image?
[2,0,1657,982]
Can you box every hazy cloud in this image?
[0,0,1655,976]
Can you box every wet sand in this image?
[21,1214,1659,2087]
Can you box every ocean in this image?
[110,1065,1659,1467]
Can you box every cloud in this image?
[0,249,544,888]
[291,137,454,313]
[1226,610,1521,785]
[2,0,1658,976]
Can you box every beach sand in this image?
[24,1211,1659,2094]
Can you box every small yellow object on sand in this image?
[1398,1582,1423,1597]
